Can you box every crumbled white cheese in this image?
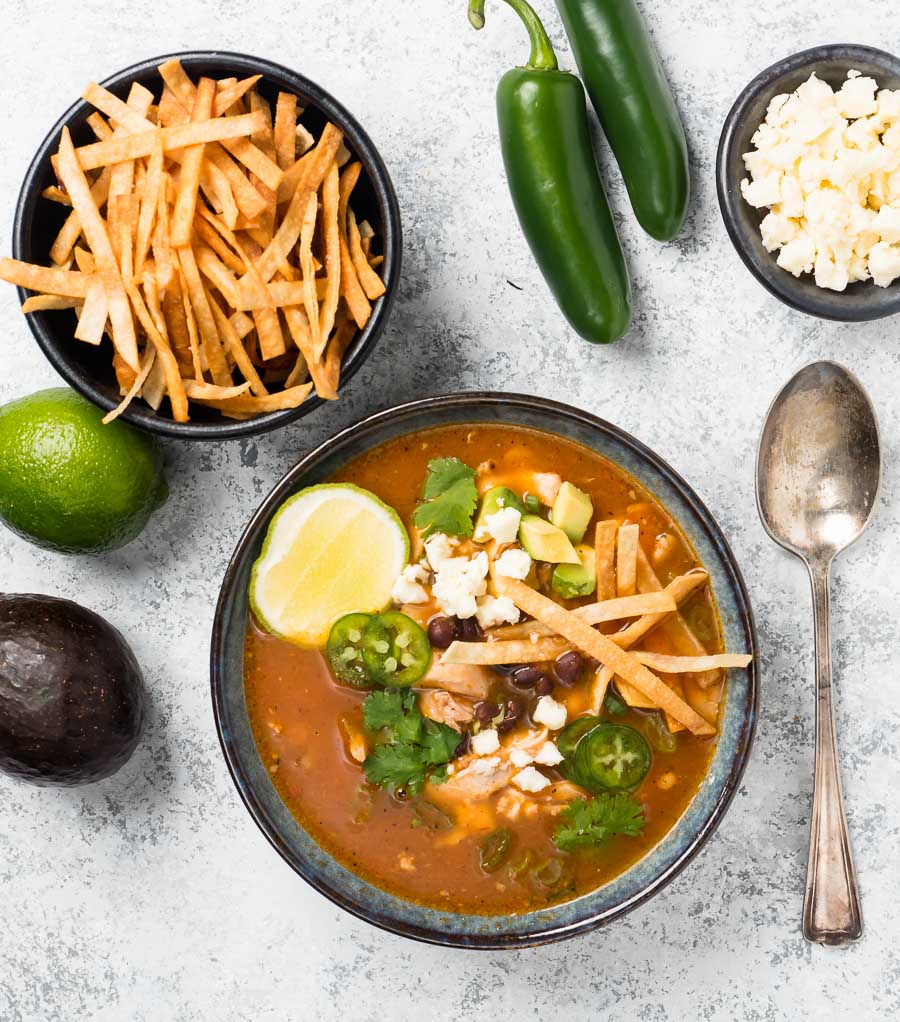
[509,748,533,769]
[431,551,489,619]
[533,695,567,731]
[741,71,900,289]
[424,533,458,572]
[511,766,551,793]
[390,563,431,605]
[533,740,564,766]
[494,547,532,580]
[532,473,562,505]
[471,728,500,756]
[474,594,520,629]
[484,506,521,545]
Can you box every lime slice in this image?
[250,484,409,647]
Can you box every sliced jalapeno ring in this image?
[361,611,432,687]
[326,613,374,687]
[573,723,651,792]
[556,715,602,760]
[479,827,511,872]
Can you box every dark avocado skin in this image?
[0,594,146,785]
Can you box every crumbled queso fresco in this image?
[741,71,900,290]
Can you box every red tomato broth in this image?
[244,425,725,914]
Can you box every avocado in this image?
[518,515,580,564]
[0,594,146,786]
[550,482,594,543]
[474,486,525,540]
[552,545,597,599]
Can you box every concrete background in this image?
[1,1,898,1018]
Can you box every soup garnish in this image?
[244,424,752,914]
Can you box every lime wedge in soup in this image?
[250,484,410,647]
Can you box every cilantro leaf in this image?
[363,743,429,793]
[553,794,645,852]
[360,691,460,794]
[420,719,461,765]
[421,457,475,499]
[412,458,478,538]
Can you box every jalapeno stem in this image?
[468,0,558,72]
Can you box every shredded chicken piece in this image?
[433,753,513,800]
[532,472,562,505]
[420,657,492,700]
[419,690,474,732]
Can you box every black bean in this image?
[511,666,543,689]
[453,732,471,759]
[554,651,584,686]
[534,676,555,697]
[459,617,484,642]
[496,700,522,733]
[475,700,499,724]
[427,615,459,649]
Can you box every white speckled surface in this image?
[1,2,899,1018]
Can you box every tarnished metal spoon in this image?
[756,360,880,946]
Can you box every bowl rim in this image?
[12,49,402,440]
[210,392,760,949]
[716,42,900,323]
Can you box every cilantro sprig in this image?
[362,690,460,794]
[412,457,478,538]
[553,794,645,852]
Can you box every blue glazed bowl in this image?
[211,394,758,948]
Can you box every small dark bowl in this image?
[717,44,900,322]
[12,52,401,440]
[211,393,759,949]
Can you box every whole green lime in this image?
[0,388,168,553]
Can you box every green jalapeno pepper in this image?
[326,613,375,687]
[468,0,632,345]
[361,611,432,687]
[573,722,651,792]
[554,0,690,242]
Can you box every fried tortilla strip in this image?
[176,245,232,385]
[134,138,164,280]
[491,590,677,641]
[347,207,385,300]
[338,161,361,231]
[274,92,298,170]
[74,279,108,344]
[298,192,320,355]
[339,233,371,328]
[616,523,639,597]
[171,77,216,247]
[444,638,569,665]
[310,309,355,400]
[117,207,188,422]
[57,128,138,370]
[42,185,72,206]
[213,75,262,116]
[191,382,313,416]
[247,123,343,283]
[183,379,252,400]
[205,145,268,221]
[594,520,618,602]
[194,244,240,308]
[48,167,111,267]
[68,111,266,172]
[316,160,341,358]
[102,348,156,424]
[0,258,93,297]
[253,306,286,360]
[208,297,267,396]
[21,295,81,312]
[494,576,716,736]
[635,545,720,689]
[106,83,153,263]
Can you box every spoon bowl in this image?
[757,361,881,562]
[756,360,881,947]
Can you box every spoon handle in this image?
[803,563,863,946]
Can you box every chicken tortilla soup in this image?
[244,425,752,914]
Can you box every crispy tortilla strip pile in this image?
[0,60,386,422]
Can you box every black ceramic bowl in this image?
[211,393,759,949]
[12,51,401,440]
[717,44,900,322]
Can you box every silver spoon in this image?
[756,360,880,946]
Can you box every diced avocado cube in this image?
[518,514,580,564]
[550,482,594,543]
[473,486,526,540]
[552,545,597,599]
